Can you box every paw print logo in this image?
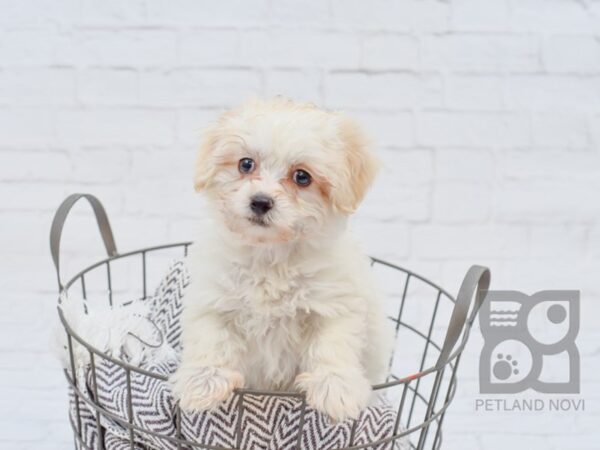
[479,290,579,394]
[484,339,531,386]
[493,354,518,380]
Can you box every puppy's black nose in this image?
[250,194,274,216]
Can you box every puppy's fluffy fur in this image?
[170,98,391,422]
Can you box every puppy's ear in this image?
[193,125,219,191]
[331,116,379,213]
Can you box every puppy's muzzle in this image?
[250,194,274,216]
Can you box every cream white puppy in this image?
[170,98,390,422]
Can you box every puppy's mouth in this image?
[247,216,270,227]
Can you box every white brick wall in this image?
[1,1,599,449]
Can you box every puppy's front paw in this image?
[295,368,371,422]
[170,366,244,412]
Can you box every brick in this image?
[57,109,176,145]
[177,109,222,144]
[421,34,539,72]
[0,0,79,25]
[0,212,46,254]
[449,404,578,433]
[179,30,240,66]
[495,180,600,223]
[412,225,529,259]
[0,385,65,421]
[325,72,442,109]
[417,112,530,148]
[130,149,192,180]
[331,0,449,32]
[81,0,145,24]
[113,216,170,250]
[498,150,600,182]
[167,214,211,242]
[71,148,131,183]
[351,218,410,260]
[0,150,70,182]
[0,250,57,294]
[0,350,50,371]
[139,71,179,106]
[442,433,481,450]
[378,148,434,185]
[531,112,590,149]
[269,0,330,26]
[352,111,415,148]
[479,434,552,450]
[450,0,510,31]
[238,30,270,66]
[0,183,67,212]
[78,68,138,106]
[56,30,178,66]
[265,69,322,103]
[267,30,361,68]
[432,182,491,223]
[402,0,451,32]
[444,75,503,110]
[360,148,433,222]
[145,0,268,26]
[548,434,600,450]
[510,0,600,34]
[505,75,600,111]
[123,179,198,216]
[435,149,495,183]
[0,108,55,144]
[0,29,57,65]
[543,35,600,73]
[362,35,419,70]
[361,181,431,223]
[0,68,76,106]
[139,69,261,107]
[331,0,409,30]
[0,419,49,442]
[529,225,588,259]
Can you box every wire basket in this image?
[51,194,490,450]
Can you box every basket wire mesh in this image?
[51,194,490,450]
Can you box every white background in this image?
[1,1,599,449]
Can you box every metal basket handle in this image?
[435,265,490,370]
[50,193,118,290]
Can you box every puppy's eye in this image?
[238,158,256,174]
[292,169,312,187]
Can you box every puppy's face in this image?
[194,99,378,245]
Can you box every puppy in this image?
[170,98,391,422]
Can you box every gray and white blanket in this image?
[68,261,408,450]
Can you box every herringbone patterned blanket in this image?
[68,261,408,450]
